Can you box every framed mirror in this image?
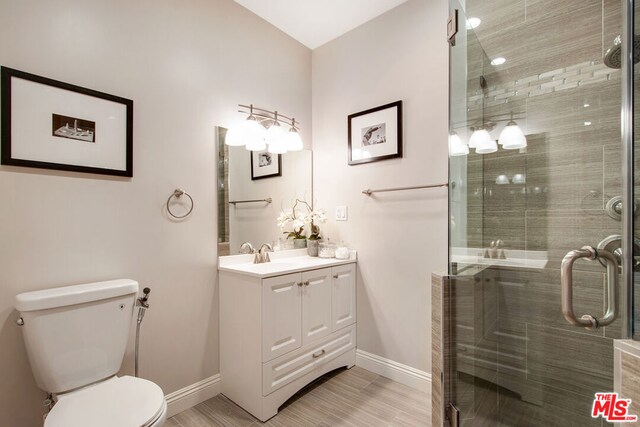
[216,127,313,256]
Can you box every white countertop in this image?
[218,248,357,278]
[451,247,548,270]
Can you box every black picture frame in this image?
[348,100,403,165]
[1,66,134,177]
[250,150,282,180]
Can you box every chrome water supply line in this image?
[135,287,151,378]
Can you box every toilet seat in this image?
[45,375,166,427]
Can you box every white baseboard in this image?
[355,349,431,394]
[164,352,430,418]
[165,374,222,417]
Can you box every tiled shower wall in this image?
[448,0,631,425]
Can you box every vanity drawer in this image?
[262,324,356,396]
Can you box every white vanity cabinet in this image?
[220,259,356,422]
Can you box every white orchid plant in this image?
[277,199,327,241]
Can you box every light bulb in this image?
[449,132,469,156]
[285,128,303,151]
[499,121,527,149]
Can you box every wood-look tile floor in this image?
[166,367,431,426]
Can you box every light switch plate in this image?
[335,206,348,221]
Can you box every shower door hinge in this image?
[447,9,458,46]
[446,402,460,427]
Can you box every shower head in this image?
[604,34,640,68]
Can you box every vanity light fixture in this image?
[242,104,267,151]
[226,104,303,153]
[470,128,497,154]
[498,113,527,150]
[495,174,510,185]
[285,118,304,151]
[266,112,285,145]
[449,131,469,156]
[512,173,526,184]
[224,125,245,147]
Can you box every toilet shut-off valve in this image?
[135,287,151,377]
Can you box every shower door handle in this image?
[561,246,618,329]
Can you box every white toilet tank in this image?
[14,279,139,394]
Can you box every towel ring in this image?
[167,189,194,219]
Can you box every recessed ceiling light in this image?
[490,57,506,66]
[466,17,481,30]
[584,103,590,108]
[584,121,592,126]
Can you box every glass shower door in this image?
[447,0,629,425]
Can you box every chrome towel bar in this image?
[362,183,448,196]
[229,198,273,206]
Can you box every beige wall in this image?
[311,0,449,373]
[0,0,311,425]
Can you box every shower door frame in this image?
[622,0,634,339]
[444,0,637,425]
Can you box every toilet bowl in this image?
[44,376,167,427]
[15,279,166,427]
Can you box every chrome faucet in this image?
[484,239,505,259]
[255,243,273,264]
[239,242,255,255]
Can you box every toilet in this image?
[14,279,167,427]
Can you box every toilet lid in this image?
[45,376,165,427]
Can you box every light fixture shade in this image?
[245,138,266,151]
[512,173,526,184]
[468,129,489,148]
[449,132,469,156]
[499,121,527,149]
[470,129,497,153]
[268,139,287,154]
[243,118,266,151]
[476,138,498,154]
[225,125,246,146]
[495,174,510,185]
[266,122,285,145]
[285,129,304,151]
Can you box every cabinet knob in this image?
[297,282,303,287]
[312,349,326,358]
[333,274,340,279]
[304,280,310,286]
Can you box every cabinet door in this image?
[331,264,356,332]
[301,268,332,345]
[262,273,302,362]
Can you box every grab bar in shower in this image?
[362,183,449,196]
[229,198,273,206]
[561,246,618,330]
